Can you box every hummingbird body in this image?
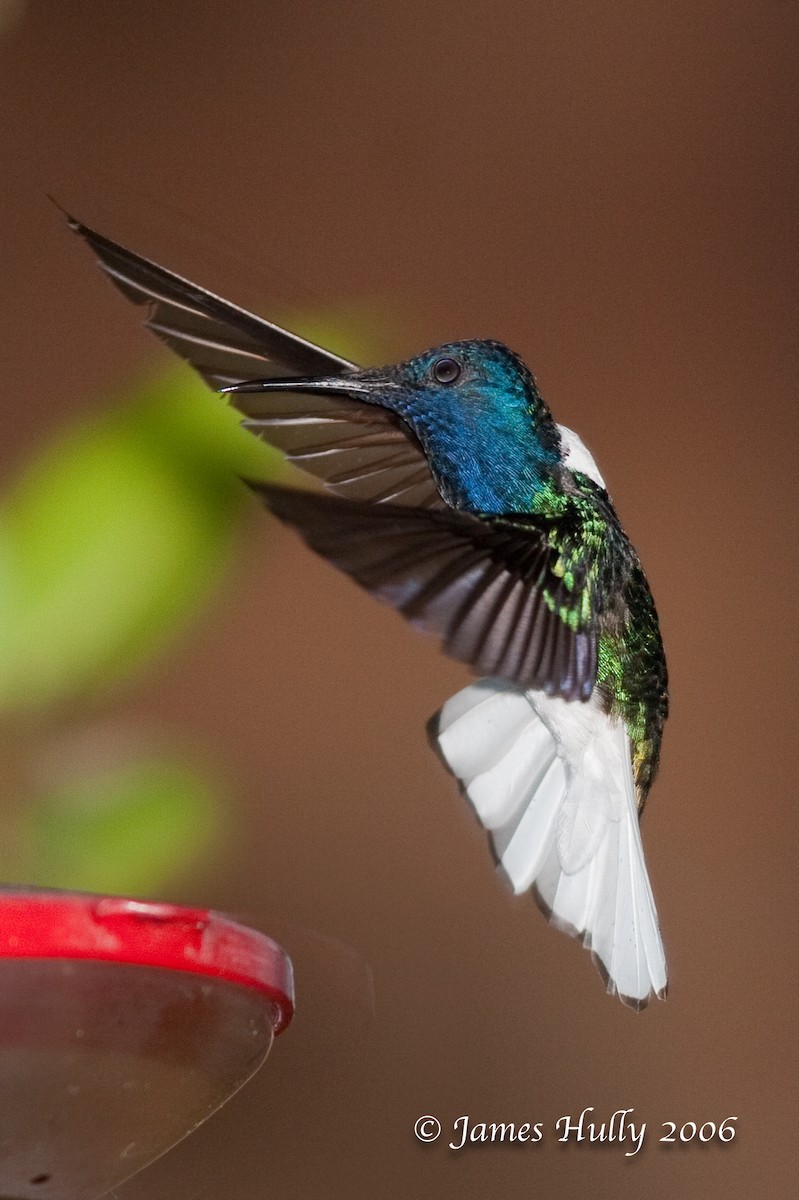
[291,338,667,806]
[68,215,668,1008]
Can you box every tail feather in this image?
[495,756,567,893]
[469,721,556,832]
[435,678,667,1008]
[437,681,537,794]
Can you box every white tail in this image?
[435,678,667,1008]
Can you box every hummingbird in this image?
[67,215,669,1009]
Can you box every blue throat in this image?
[418,427,559,512]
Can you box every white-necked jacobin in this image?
[67,215,669,1009]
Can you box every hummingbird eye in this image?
[431,356,461,385]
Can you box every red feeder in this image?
[0,890,294,1200]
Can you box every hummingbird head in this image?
[226,339,564,512]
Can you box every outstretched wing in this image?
[253,484,597,701]
[67,214,442,508]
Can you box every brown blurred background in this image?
[2,1,797,1197]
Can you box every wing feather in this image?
[67,214,443,508]
[254,484,598,701]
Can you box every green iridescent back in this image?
[529,470,668,807]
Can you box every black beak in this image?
[221,373,396,398]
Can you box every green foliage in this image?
[0,363,280,894]
[0,307,383,896]
[5,750,218,895]
[0,366,280,713]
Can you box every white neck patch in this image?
[557,424,607,489]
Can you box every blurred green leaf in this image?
[8,751,218,895]
[124,363,284,478]
[0,367,280,714]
